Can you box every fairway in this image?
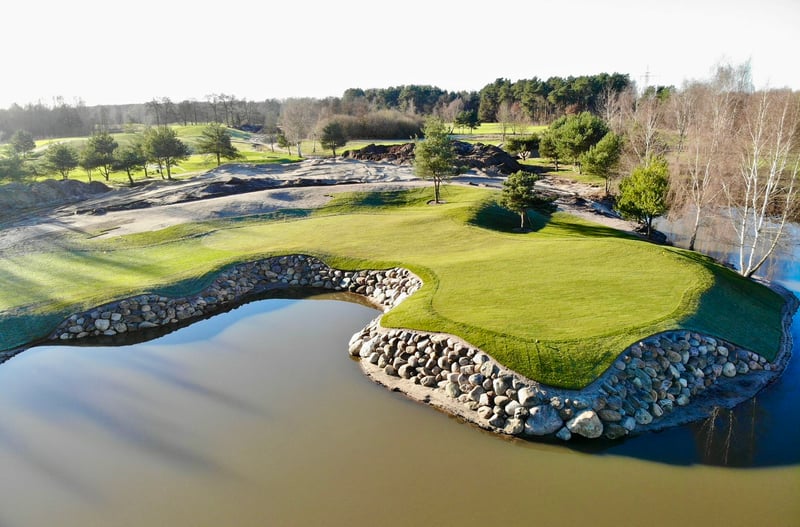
[0,185,786,388]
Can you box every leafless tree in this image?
[508,102,528,136]
[438,97,464,124]
[597,84,629,135]
[723,88,800,278]
[278,98,319,158]
[624,90,668,166]
[668,77,739,251]
[146,98,163,127]
[496,101,513,141]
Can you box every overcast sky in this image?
[1,0,797,108]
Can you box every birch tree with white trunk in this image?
[723,88,800,278]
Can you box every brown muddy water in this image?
[0,291,798,527]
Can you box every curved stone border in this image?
[46,254,798,442]
[49,255,422,340]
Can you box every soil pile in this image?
[342,141,523,174]
[0,179,110,221]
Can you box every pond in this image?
[0,236,798,525]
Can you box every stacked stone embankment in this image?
[349,322,787,441]
[50,255,421,340]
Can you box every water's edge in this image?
[11,254,798,442]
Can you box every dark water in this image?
[0,249,799,526]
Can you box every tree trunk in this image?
[434,177,441,203]
[216,152,221,166]
[126,169,134,186]
[688,207,702,251]
[296,142,302,158]
[519,211,526,230]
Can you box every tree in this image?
[454,109,480,134]
[319,121,347,157]
[500,170,550,230]
[45,143,79,180]
[722,88,799,278]
[505,134,540,161]
[279,98,318,158]
[114,143,147,185]
[624,91,669,166]
[10,130,35,159]
[84,131,118,181]
[580,131,623,195]
[79,147,100,182]
[414,116,458,204]
[496,101,513,141]
[143,127,190,180]
[538,130,561,171]
[667,72,740,251]
[196,122,240,166]
[276,130,292,155]
[616,157,671,238]
[0,151,27,182]
[555,111,609,173]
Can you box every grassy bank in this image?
[0,185,785,388]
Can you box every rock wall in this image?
[47,255,796,442]
[348,322,791,441]
[50,255,421,340]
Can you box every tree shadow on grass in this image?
[467,199,638,240]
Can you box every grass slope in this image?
[0,185,785,388]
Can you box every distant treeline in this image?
[0,73,636,141]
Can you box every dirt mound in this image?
[0,179,111,220]
[342,141,523,174]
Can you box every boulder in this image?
[524,404,563,436]
[566,410,604,439]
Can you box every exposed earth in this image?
[0,158,632,254]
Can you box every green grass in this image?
[10,125,300,184]
[450,123,546,136]
[0,185,785,389]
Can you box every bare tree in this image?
[624,90,668,165]
[438,97,464,124]
[597,84,629,134]
[668,78,739,251]
[496,101,513,141]
[146,98,163,127]
[509,102,528,136]
[722,88,800,278]
[278,98,319,158]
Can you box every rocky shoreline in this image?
[45,254,798,442]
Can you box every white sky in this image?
[1,0,797,108]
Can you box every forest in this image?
[0,73,633,140]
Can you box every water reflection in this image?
[1,293,799,526]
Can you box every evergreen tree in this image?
[616,157,670,238]
[414,117,458,204]
[580,131,623,195]
[500,170,551,230]
[196,122,240,166]
[143,127,190,179]
[319,121,347,157]
[45,143,79,180]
